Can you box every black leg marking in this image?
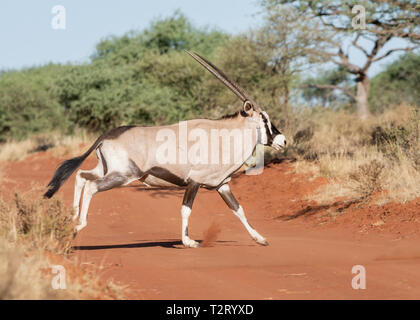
[182,181,200,209]
[147,167,188,187]
[98,147,108,176]
[96,173,128,192]
[217,185,240,212]
[80,172,100,181]
[128,159,143,177]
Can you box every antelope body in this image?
[45,51,286,247]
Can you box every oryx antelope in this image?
[44,51,286,247]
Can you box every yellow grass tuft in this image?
[0,240,127,299]
[0,240,66,299]
[0,189,76,254]
[290,105,420,204]
[0,130,93,162]
[0,191,127,299]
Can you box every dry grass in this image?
[0,130,93,162]
[0,240,67,299]
[288,105,420,204]
[0,240,126,299]
[0,190,127,299]
[0,189,76,254]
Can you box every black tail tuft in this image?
[44,133,105,198]
[44,156,85,198]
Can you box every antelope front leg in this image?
[181,181,200,248]
[217,184,268,246]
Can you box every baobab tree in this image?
[264,0,420,119]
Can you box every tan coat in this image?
[100,113,260,188]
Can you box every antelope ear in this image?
[243,101,254,116]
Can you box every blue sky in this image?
[0,0,262,70]
[0,0,410,76]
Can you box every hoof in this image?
[183,239,200,248]
[75,224,86,232]
[255,238,269,246]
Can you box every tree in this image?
[0,65,67,141]
[54,12,229,132]
[256,5,332,125]
[93,11,227,64]
[301,66,353,108]
[370,53,420,112]
[265,0,420,119]
[213,6,329,127]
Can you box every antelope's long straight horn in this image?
[185,50,255,107]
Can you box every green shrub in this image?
[0,67,67,142]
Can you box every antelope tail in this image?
[43,135,104,199]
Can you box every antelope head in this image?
[186,51,287,151]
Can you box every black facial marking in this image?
[147,167,187,187]
[260,113,273,145]
[240,109,249,117]
[217,185,240,212]
[260,112,283,145]
[271,122,282,136]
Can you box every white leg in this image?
[217,184,268,246]
[73,171,86,221]
[181,205,200,248]
[233,206,268,246]
[75,181,97,232]
[73,161,103,222]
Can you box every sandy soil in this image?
[2,151,420,299]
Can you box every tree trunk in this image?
[355,74,371,120]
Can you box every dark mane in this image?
[218,110,248,120]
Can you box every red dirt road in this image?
[2,152,420,299]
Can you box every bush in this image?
[0,191,126,299]
[370,109,420,166]
[294,105,420,204]
[0,240,67,299]
[0,12,229,140]
[0,67,67,142]
[0,191,75,253]
[370,53,420,113]
[348,160,385,199]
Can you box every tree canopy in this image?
[0,7,419,142]
[265,0,420,118]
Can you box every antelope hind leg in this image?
[73,149,104,222]
[75,172,129,233]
